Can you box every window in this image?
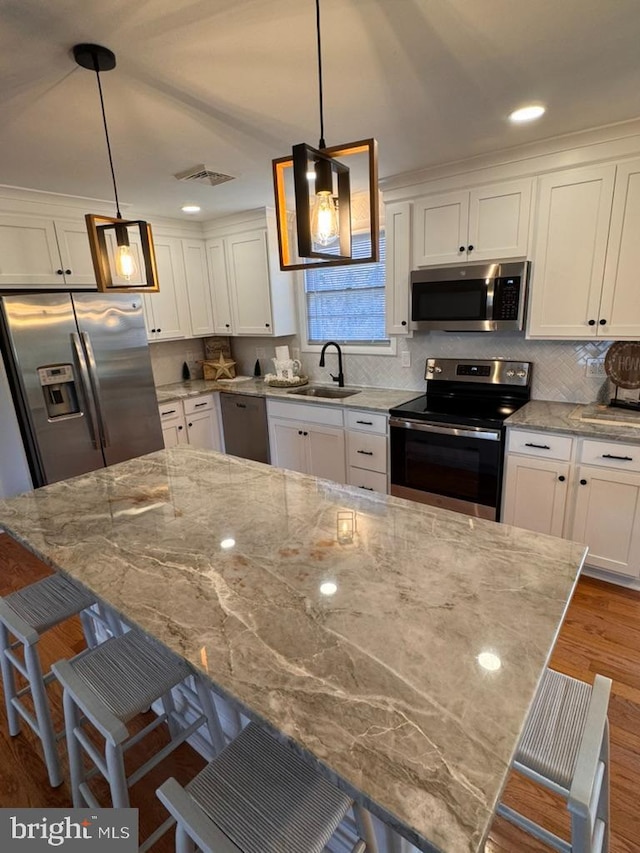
[304,231,387,346]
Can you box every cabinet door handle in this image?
[580,478,587,485]
[359,485,374,490]
[188,422,193,427]
[401,321,407,326]
[298,430,303,435]
[194,402,208,408]
[161,409,176,416]
[178,425,183,431]
[265,323,270,328]
[602,453,633,461]
[356,420,373,425]
[357,450,374,456]
[599,318,607,325]
[225,323,230,328]
[588,319,596,326]
[65,269,72,275]
[303,431,308,436]
[467,244,474,251]
[525,442,551,450]
[236,403,247,408]
[56,269,64,275]
[459,246,465,252]
[558,475,566,482]
[157,328,162,333]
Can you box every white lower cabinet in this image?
[502,429,640,582]
[570,465,640,578]
[159,394,221,452]
[345,409,389,494]
[502,455,569,537]
[267,400,346,482]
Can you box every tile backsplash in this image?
[230,333,613,403]
[149,339,206,385]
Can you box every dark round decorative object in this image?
[72,43,116,72]
[604,341,640,390]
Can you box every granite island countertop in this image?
[155,378,414,413]
[0,448,586,853]
[506,400,640,442]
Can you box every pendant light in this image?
[272,0,379,271]
[73,43,159,293]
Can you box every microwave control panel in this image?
[492,277,521,321]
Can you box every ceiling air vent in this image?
[174,165,235,187]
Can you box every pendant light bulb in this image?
[310,193,339,247]
[115,244,136,280]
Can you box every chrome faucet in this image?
[319,341,344,387]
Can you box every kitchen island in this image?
[0,447,586,853]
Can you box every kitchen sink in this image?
[287,386,361,399]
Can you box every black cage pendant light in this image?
[73,43,159,293]
[272,0,379,271]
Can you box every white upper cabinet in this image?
[598,158,640,339]
[0,215,96,287]
[182,239,215,337]
[205,210,297,337]
[143,236,190,341]
[385,202,412,335]
[227,229,273,335]
[527,164,616,338]
[412,179,532,267]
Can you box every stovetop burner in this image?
[390,358,532,429]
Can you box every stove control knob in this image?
[516,370,527,378]
[434,366,443,373]
[427,365,435,373]
[505,369,515,377]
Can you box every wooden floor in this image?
[0,533,638,852]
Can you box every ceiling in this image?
[2,0,640,221]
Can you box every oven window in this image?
[391,427,501,507]
[412,280,487,321]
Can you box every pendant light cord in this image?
[92,56,122,219]
[315,0,326,149]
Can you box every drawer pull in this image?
[601,453,633,461]
[236,403,247,408]
[359,485,374,490]
[357,450,374,456]
[580,478,587,485]
[525,442,551,450]
[194,402,208,408]
[356,420,373,425]
[161,409,176,416]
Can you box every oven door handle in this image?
[389,417,501,442]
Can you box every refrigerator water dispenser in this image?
[37,364,81,419]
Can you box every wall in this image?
[149,339,206,386]
[230,332,612,404]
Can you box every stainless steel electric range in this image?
[389,358,532,520]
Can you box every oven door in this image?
[389,417,503,520]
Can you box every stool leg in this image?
[176,825,197,853]
[63,688,86,808]
[599,719,610,853]
[24,642,62,787]
[0,621,20,736]
[161,690,180,739]
[105,741,130,808]
[79,609,99,650]
[194,676,226,755]
[354,803,379,853]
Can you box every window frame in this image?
[297,229,397,357]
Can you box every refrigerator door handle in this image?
[80,332,110,449]
[70,333,101,450]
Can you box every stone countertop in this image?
[506,400,640,442]
[0,448,585,853]
[155,378,414,413]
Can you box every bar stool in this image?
[497,668,612,853]
[157,721,378,853]
[0,572,118,787]
[52,628,226,851]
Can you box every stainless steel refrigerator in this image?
[0,292,163,487]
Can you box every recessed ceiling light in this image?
[477,651,502,672]
[319,581,337,596]
[181,204,201,214]
[220,538,235,549]
[509,104,546,124]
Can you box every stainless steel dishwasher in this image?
[220,393,270,464]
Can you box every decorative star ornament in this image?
[210,352,236,379]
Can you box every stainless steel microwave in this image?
[410,260,530,332]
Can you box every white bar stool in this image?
[0,572,118,787]
[52,629,226,852]
[157,721,378,853]
[497,668,612,853]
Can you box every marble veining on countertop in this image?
[155,378,414,413]
[0,448,586,853]
[506,400,640,442]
